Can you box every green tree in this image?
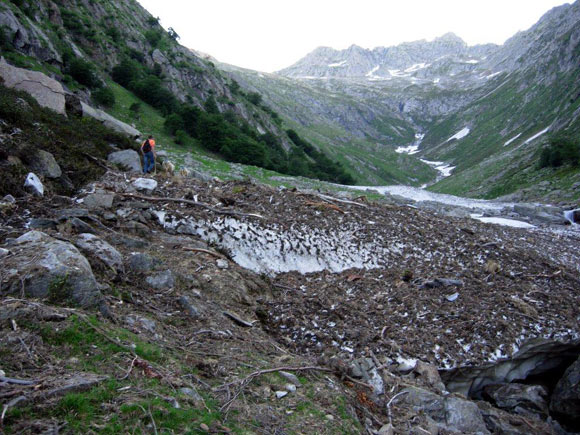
[67,57,101,89]
[112,59,142,87]
[92,87,115,107]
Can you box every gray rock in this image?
[69,218,95,234]
[80,102,140,138]
[23,172,44,196]
[57,208,90,221]
[421,278,463,289]
[125,315,156,333]
[216,259,229,269]
[127,253,155,272]
[179,387,203,402]
[275,391,288,399]
[550,355,580,425]
[2,194,16,204]
[107,150,142,173]
[1,231,103,307]
[133,178,158,193]
[279,371,301,387]
[0,248,10,258]
[178,295,200,318]
[74,233,124,273]
[110,235,149,249]
[146,270,175,290]
[0,59,66,114]
[414,361,446,393]
[401,386,489,434]
[285,384,297,393]
[83,192,115,210]
[29,218,58,230]
[28,150,61,179]
[483,383,548,419]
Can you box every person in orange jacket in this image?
[141,135,156,174]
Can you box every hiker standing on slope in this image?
[141,135,156,174]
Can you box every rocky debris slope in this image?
[1,168,579,433]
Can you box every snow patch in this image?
[420,159,455,177]
[465,59,479,64]
[396,144,420,155]
[433,78,440,84]
[328,60,347,68]
[484,71,503,80]
[365,65,380,77]
[524,127,550,144]
[471,214,536,229]
[504,133,522,146]
[404,63,429,73]
[445,127,470,143]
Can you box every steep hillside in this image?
[0,0,354,185]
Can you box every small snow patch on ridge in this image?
[328,60,347,68]
[524,127,550,144]
[504,133,522,146]
[445,127,470,143]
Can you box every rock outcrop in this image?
[0,58,66,115]
[1,231,103,307]
[80,102,141,138]
[107,149,142,173]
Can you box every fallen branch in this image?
[118,193,264,219]
[183,247,226,259]
[0,376,38,386]
[0,395,26,425]
[223,311,255,328]
[387,391,409,425]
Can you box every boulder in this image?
[0,231,103,307]
[550,355,580,426]
[483,383,548,419]
[178,295,200,318]
[82,191,115,210]
[107,150,142,173]
[146,270,175,290]
[23,172,44,196]
[74,233,124,273]
[80,102,140,138]
[133,178,158,193]
[28,150,62,179]
[401,386,489,434]
[127,252,155,272]
[0,59,66,115]
[125,315,156,334]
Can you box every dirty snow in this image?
[404,63,429,73]
[470,214,536,229]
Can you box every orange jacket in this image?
[141,139,156,152]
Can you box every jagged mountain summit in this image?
[278,33,497,83]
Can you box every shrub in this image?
[144,29,162,47]
[112,59,142,87]
[247,92,262,105]
[67,57,101,89]
[92,87,115,107]
[539,135,580,168]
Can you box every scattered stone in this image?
[179,387,203,402]
[83,192,115,210]
[125,315,156,333]
[445,292,459,302]
[275,391,288,399]
[69,217,96,234]
[123,220,150,237]
[377,423,394,435]
[57,208,90,221]
[74,233,124,273]
[2,194,16,203]
[414,361,446,393]
[179,295,200,318]
[28,150,62,179]
[325,414,335,421]
[107,149,142,172]
[279,371,301,387]
[133,178,158,194]
[483,383,548,419]
[216,259,229,269]
[146,270,175,290]
[200,423,209,431]
[421,278,463,289]
[127,253,155,272]
[0,248,10,258]
[109,235,148,249]
[285,384,297,393]
[24,172,44,196]
[1,231,103,307]
[29,218,58,230]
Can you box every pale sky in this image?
[136,0,572,73]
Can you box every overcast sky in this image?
[136,0,572,73]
